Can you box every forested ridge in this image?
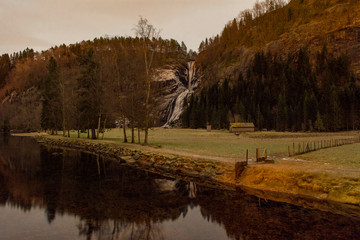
[181,0,360,131]
[196,0,360,84]
[0,19,189,142]
[182,46,360,131]
[1,0,360,136]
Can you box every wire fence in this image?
[287,136,360,157]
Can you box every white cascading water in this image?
[187,61,195,89]
[163,61,196,128]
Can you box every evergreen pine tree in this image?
[41,57,63,134]
[314,112,325,131]
[328,85,342,131]
[277,94,288,131]
[76,48,101,139]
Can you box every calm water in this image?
[0,135,360,240]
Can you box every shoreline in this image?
[32,134,360,218]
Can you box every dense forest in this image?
[181,0,360,131]
[0,18,188,143]
[196,0,360,84]
[182,46,360,131]
[1,0,360,136]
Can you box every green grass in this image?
[299,143,360,168]
[47,128,360,206]
[53,128,360,161]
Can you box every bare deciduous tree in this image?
[133,16,161,144]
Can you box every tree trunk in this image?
[61,80,66,137]
[144,125,148,144]
[97,112,101,139]
[77,129,80,138]
[91,128,96,139]
[123,117,128,143]
[102,116,107,140]
[144,80,150,145]
[55,129,58,135]
[131,89,135,144]
[131,123,135,143]
[138,128,141,144]
[143,48,153,145]
[67,129,70,137]
[87,129,90,138]
[51,129,54,135]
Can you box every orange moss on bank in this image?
[36,135,360,217]
[236,163,360,211]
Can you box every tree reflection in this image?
[0,135,360,240]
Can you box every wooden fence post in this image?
[265,149,267,159]
[288,146,290,157]
[246,149,248,165]
[303,142,305,153]
[293,142,295,155]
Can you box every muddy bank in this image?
[35,135,360,218]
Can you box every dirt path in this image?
[11,132,43,137]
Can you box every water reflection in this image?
[0,135,360,240]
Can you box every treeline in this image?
[196,0,359,83]
[0,48,36,89]
[181,46,360,131]
[0,19,188,143]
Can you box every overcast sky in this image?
[0,0,257,55]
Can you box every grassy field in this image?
[55,128,360,161]
[299,143,360,168]
[41,128,360,207]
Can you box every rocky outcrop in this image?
[153,62,199,127]
[0,87,41,132]
[152,65,186,125]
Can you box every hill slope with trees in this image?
[0,19,189,141]
[182,0,360,131]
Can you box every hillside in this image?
[1,0,360,134]
[196,0,360,83]
[182,0,360,132]
[0,36,191,134]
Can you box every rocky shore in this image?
[36,135,360,218]
[36,135,235,190]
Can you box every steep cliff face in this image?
[152,62,198,127]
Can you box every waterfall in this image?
[187,61,195,89]
[163,61,196,128]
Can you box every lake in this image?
[0,135,359,240]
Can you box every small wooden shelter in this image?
[230,122,255,133]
